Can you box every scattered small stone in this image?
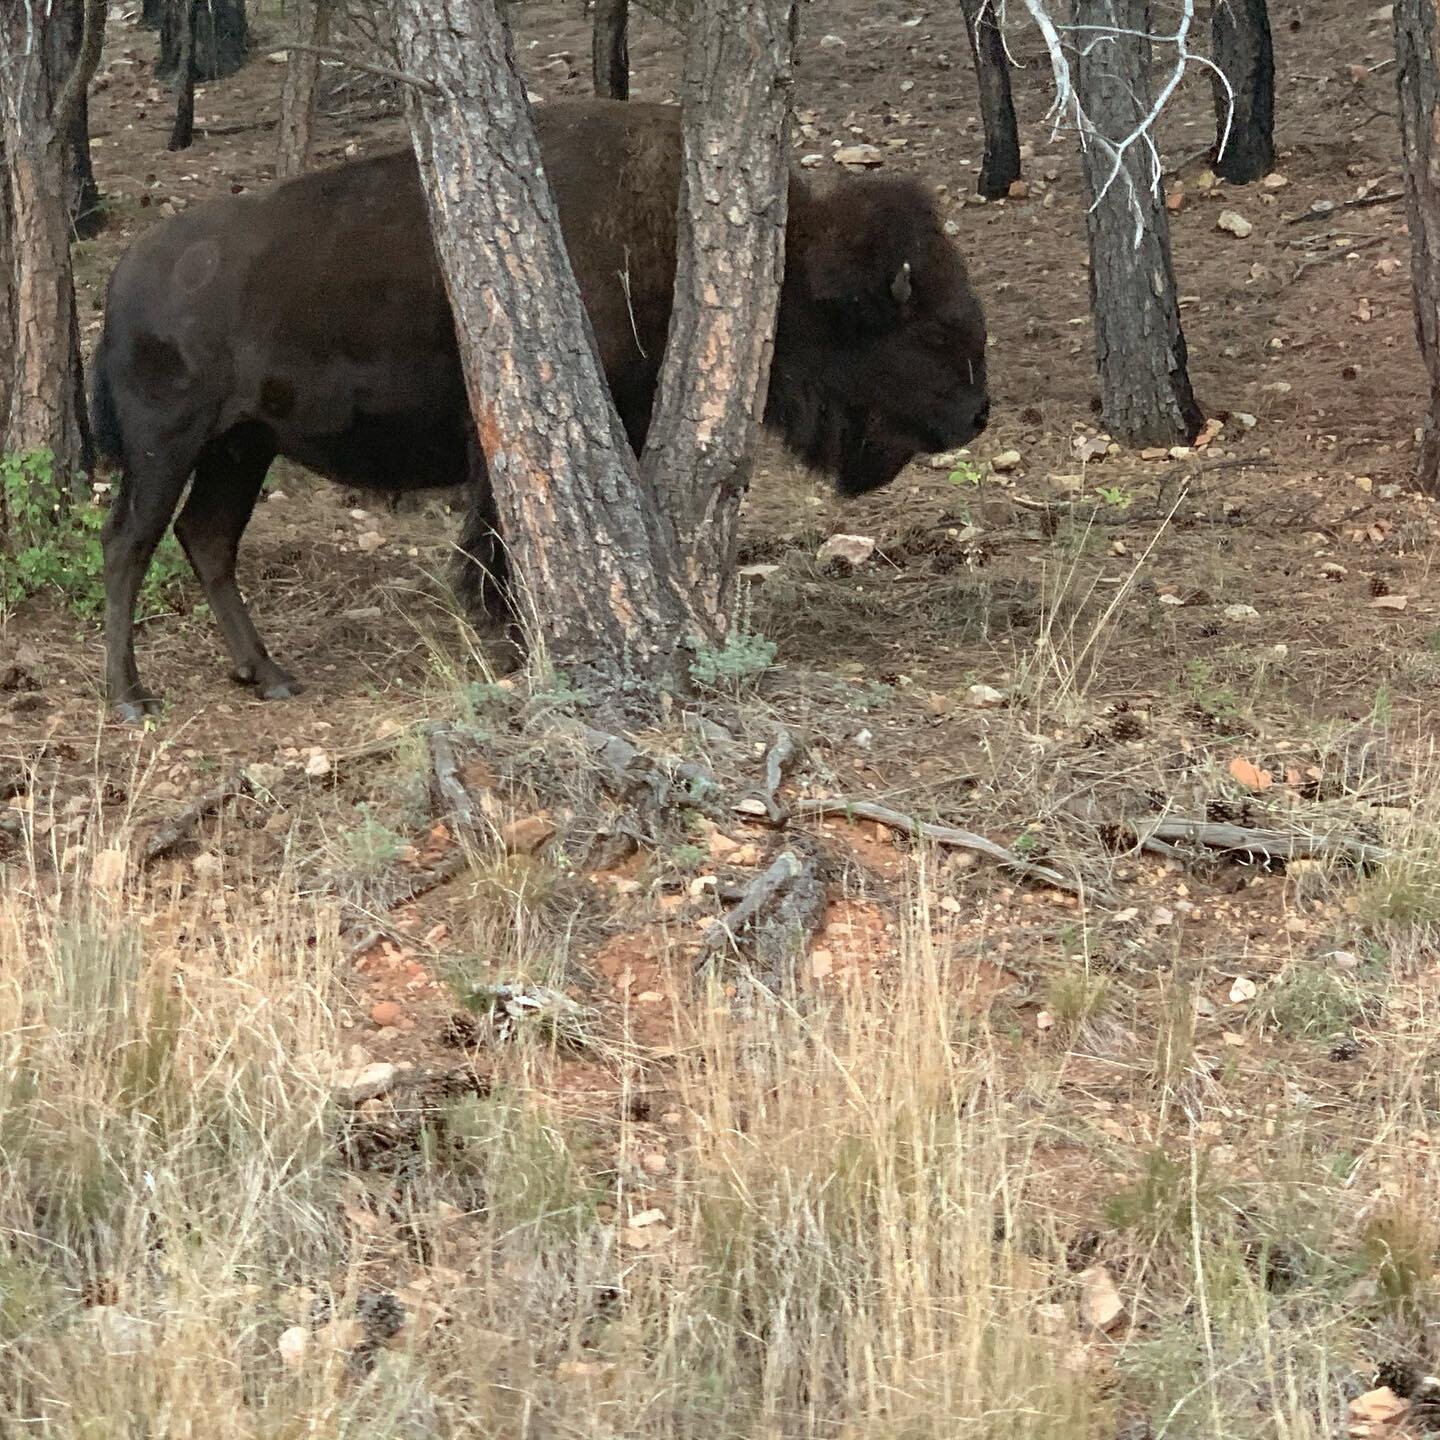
[1349,1387,1409,1438]
[1007,179,1029,200]
[818,32,846,47]
[799,153,823,168]
[304,751,331,778]
[1217,210,1254,238]
[334,1061,399,1105]
[990,449,1023,473]
[502,814,557,854]
[356,531,384,554]
[641,1151,668,1176]
[1223,604,1259,622]
[1232,411,1258,429]
[369,1000,403,1029]
[1229,976,1258,1004]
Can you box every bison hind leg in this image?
[453,482,523,672]
[173,425,299,700]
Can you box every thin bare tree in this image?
[278,0,335,177]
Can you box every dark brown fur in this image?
[91,99,989,717]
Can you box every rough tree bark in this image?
[593,0,630,99]
[1211,0,1275,184]
[159,0,248,82]
[391,0,709,697]
[1072,0,1203,445]
[0,0,105,481]
[392,0,797,702]
[277,0,334,177]
[959,0,1021,198]
[1396,0,1440,494]
[639,0,799,621]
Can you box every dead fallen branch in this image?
[427,723,481,835]
[700,844,827,986]
[1289,235,1385,284]
[556,720,719,817]
[1286,191,1405,224]
[735,728,798,824]
[142,770,253,864]
[794,798,1106,901]
[1136,818,1387,867]
[339,849,469,936]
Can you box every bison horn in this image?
[891,261,912,305]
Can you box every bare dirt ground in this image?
[6,3,1440,1436]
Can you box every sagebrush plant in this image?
[0,449,187,617]
[690,585,776,691]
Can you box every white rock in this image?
[800,153,824,168]
[965,683,1006,709]
[334,1061,399,1105]
[818,32,846,47]
[1078,1266,1125,1333]
[816,533,876,566]
[1217,210,1254,238]
[834,144,883,167]
[1232,411,1257,429]
[278,1325,309,1366]
[1229,976,1258,1004]
[990,449,1023,473]
[304,751,332,778]
[356,530,384,554]
[737,563,779,581]
[1223,604,1259,622]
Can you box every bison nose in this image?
[973,398,991,435]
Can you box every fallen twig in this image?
[736,728,799,824]
[1286,191,1405,224]
[700,845,827,986]
[427,723,481,835]
[1289,235,1386,284]
[556,720,719,816]
[142,770,252,864]
[1135,818,1386,867]
[794,798,1106,901]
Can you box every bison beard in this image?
[91,99,990,719]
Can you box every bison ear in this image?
[890,262,912,306]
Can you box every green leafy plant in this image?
[1092,485,1133,510]
[0,450,187,617]
[948,457,983,487]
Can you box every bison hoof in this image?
[230,662,302,700]
[257,676,304,701]
[112,694,164,724]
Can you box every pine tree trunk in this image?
[0,0,105,482]
[592,0,629,99]
[1211,0,1275,184]
[959,0,1021,199]
[159,0,248,83]
[639,0,799,623]
[1396,0,1440,493]
[391,0,712,698]
[277,0,332,177]
[1072,0,1203,446]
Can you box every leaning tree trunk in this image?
[959,0,1021,198]
[1211,0,1275,184]
[1396,0,1440,494]
[159,0,248,82]
[1072,0,1203,446]
[0,0,105,484]
[639,0,799,622]
[593,0,629,99]
[277,0,333,177]
[392,0,712,698]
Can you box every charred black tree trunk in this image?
[277,0,333,176]
[593,0,629,99]
[0,0,105,485]
[1396,0,1440,493]
[142,0,162,26]
[159,0,248,83]
[392,0,712,698]
[1072,0,1203,446]
[959,0,1020,198]
[56,0,102,237]
[1211,0,1275,183]
[168,0,198,151]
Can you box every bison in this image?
[92,98,990,720]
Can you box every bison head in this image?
[769,175,990,496]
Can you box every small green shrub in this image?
[690,630,776,690]
[1,449,188,617]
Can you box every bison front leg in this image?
[454,477,523,673]
[173,432,301,700]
